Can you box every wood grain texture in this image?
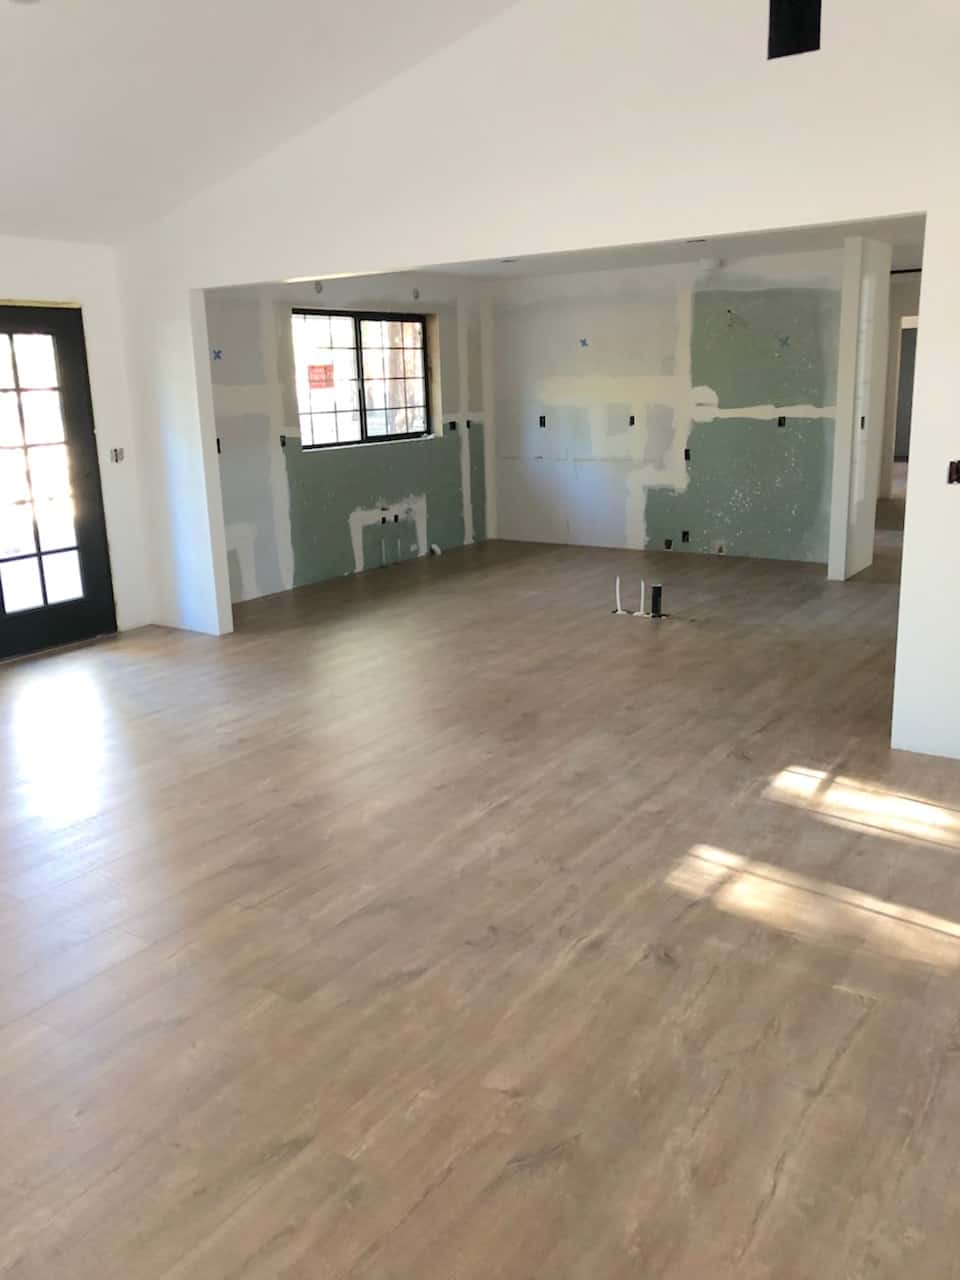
[1,528,960,1279]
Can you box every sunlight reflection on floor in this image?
[667,843,960,971]
[11,668,106,828]
[764,766,960,850]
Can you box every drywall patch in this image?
[283,431,467,587]
[605,402,633,438]
[641,403,676,469]
[693,289,841,409]
[349,495,428,573]
[219,413,285,600]
[645,417,835,562]
[207,299,267,387]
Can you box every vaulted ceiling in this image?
[0,0,518,242]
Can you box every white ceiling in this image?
[0,0,518,242]
[421,214,926,279]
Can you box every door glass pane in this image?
[21,391,65,445]
[27,444,71,497]
[0,450,30,504]
[0,392,22,446]
[0,503,36,559]
[35,498,77,552]
[13,334,58,389]
[0,336,14,389]
[1,557,43,613]
[42,550,83,604]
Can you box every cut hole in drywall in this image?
[768,0,821,59]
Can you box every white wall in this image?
[116,0,960,757]
[0,234,150,631]
[880,273,922,496]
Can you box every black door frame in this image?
[0,306,116,660]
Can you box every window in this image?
[291,310,430,448]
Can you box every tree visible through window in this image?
[291,310,430,448]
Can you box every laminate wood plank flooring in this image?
[1,526,959,1278]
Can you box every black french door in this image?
[0,306,116,660]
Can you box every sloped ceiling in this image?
[0,0,518,242]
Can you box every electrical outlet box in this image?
[711,540,726,555]
[681,530,690,543]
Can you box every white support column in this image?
[455,292,474,545]
[828,237,892,580]
[892,208,960,759]
[828,238,863,580]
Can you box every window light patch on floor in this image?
[12,669,106,828]
[666,844,960,972]
[764,766,960,850]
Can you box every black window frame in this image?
[291,308,433,451]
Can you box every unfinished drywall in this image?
[284,434,464,584]
[208,274,487,603]
[495,250,843,563]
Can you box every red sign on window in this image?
[308,363,335,389]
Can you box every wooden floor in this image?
[2,526,960,1278]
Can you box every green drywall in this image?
[284,431,468,586]
[645,416,835,562]
[470,422,486,541]
[643,285,840,563]
[360,517,421,571]
[693,289,841,407]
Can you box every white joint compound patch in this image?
[349,494,428,573]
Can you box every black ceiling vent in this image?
[769,0,821,59]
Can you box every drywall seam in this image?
[349,495,428,572]
[694,399,837,422]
